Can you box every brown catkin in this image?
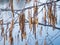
[47,2,52,25]
[28,9,32,30]
[43,6,46,24]
[9,0,14,17]
[9,19,14,32]
[19,12,25,41]
[33,2,38,26]
[9,29,13,45]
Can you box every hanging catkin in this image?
[9,0,14,17]
[33,1,38,39]
[28,9,32,30]
[19,12,25,41]
[9,30,13,45]
[9,36,13,45]
[43,6,46,24]
[33,2,38,27]
[9,19,14,32]
[54,0,57,24]
[33,3,38,15]
[51,15,57,30]
[19,12,25,32]
[47,2,52,25]
[33,20,36,39]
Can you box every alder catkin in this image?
[9,0,14,17]
[28,9,32,30]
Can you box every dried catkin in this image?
[33,3,38,26]
[9,19,14,32]
[33,2,38,39]
[19,12,25,31]
[33,21,36,39]
[51,15,57,30]
[43,6,46,24]
[28,9,32,30]
[47,3,52,25]
[9,36,13,45]
[9,0,14,17]
[35,17,38,27]
[19,12,25,41]
[9,29,13,45]
[29,17,32,30]
[33,3,38,15]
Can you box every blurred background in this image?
[0,0,60,45]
